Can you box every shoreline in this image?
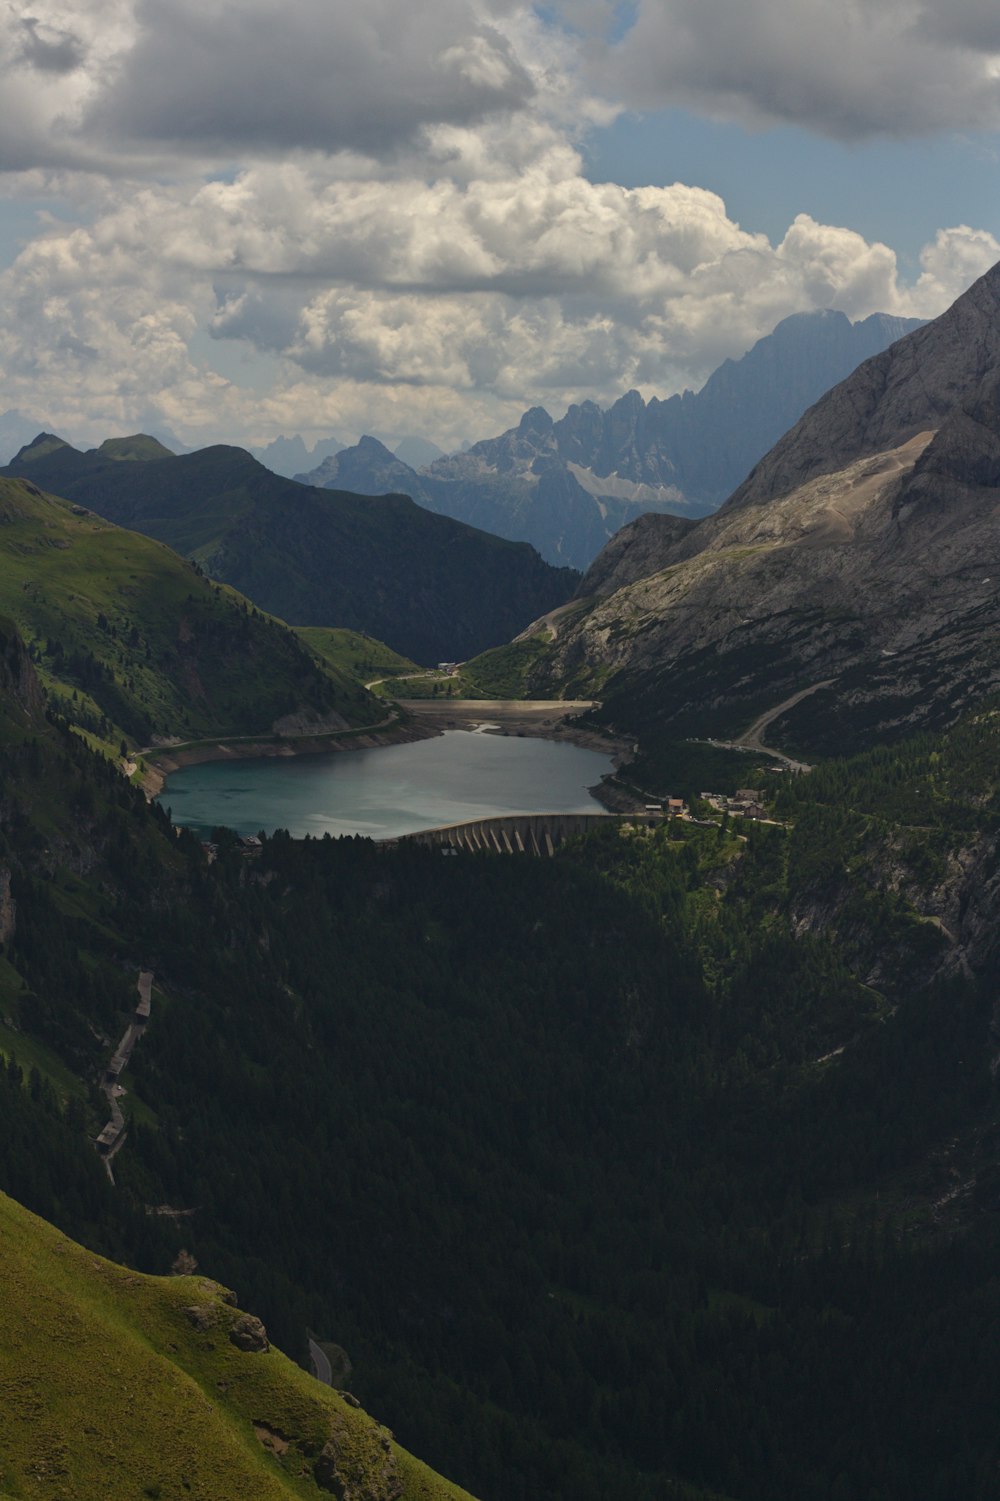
[140,714,434,798]
[142,698,642,810]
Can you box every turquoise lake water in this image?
[160,729,615,839]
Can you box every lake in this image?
[159,729,616,839]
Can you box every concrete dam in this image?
[399,811,665,857]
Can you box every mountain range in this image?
[5,260,1000,1501]
[296,310,921,569]
[2,438,576,665]
[516,260,1000,756]
[250,431,445,479]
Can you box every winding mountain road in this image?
[95,969,153,1183]
[711,679,836,772]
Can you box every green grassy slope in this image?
[0,1189,477,1501]
[98,433,175,462]
[0,476,381,749]
[3,438,579,665]
[296,627,419,683]
[0,641,471,1500]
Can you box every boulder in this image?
[228,1313,269,1352]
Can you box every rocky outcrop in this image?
[0,616,45,726]
[313,1412,402,1501]
[0,868,15,945]
[185,1303,218,1332]
[228,1313,270,1352]
[578,511,698,597]
[723,264,1000,518]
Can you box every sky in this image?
[0,0,998,454]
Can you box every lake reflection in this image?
[160,730,615,839]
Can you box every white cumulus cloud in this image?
[0,0,997,451]
[1,137,996,450]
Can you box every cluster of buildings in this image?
[644,799,687,818]
[698,788,768,820]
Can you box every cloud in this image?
[0,0,559,179]
[604,0,1000,139]
[910,224,1000,313]
[3,0,1000,178]
[1,133,995,451]
[17,15,85,73]
[0,0,997,452]
[0,1,134,170]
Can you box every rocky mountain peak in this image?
[724,258,1000,516]
[12,432,75,464]
[529,258,1000,756]
[294,436,419,492]
[356,434,397,458]
[518,406,553,436]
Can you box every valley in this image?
[2,233,1000,1501]
[6,637,1000,1499]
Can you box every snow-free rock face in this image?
[296,311,919,569]
[723,266,1000,518]
[528,262,1000,755]
[577,511,698,598]
[0,614,45,725]
[0,868,16,945]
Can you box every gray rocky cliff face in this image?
[528,263,1000,752]
[296,436,423,499]
[724,262,1000,518]
[0,868,15,945]
[578,511,698,598]
[0,615,45,724]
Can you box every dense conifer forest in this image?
[3,674,1000,1500]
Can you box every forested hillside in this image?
[3,630,1000,1501]
[0,476,379,754]
[3,438,578,664]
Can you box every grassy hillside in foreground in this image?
[0,1189,477,1501]
[0,476,382,751]
[3,437,579,665]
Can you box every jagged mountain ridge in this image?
[526,262,1000,754]
[251,431,344,478]
[720,276,1000,518]
[297,310,920,569]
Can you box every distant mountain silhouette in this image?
[297,310,921,568]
